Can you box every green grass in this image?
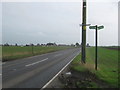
[71,47,119,88]
[71,54,88,72]
[2,46,74,61]
[0,46,2,60]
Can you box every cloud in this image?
[2,1,118,46]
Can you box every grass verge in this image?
[2,46,75,62]
[71,47,119,88]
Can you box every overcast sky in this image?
[1,0,119,46]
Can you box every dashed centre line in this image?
[0,62,6,66]
[25,58,48,67]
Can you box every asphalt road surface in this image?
[2,48,80,88]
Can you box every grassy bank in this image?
[0,46,1,60]
[71,47,119,88]
[2,46,74,61]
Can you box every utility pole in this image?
[81,0,87,63]
[95,25,98,70]
[31,44,34,55]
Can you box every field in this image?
[2,46,74,62]
[71,47,119,88]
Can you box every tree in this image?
[4,43,9,46]
[87,43,90,47]
[15,43,18,46]
[46,43,56,46]
[30,43,34,46]
[75,43,79,46]
[26,44,29,46]
[37,43,40,46]
[71,44,75,47]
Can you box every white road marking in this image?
[25,58,48,67]
[0,62,6,66]
[42,52,80,89]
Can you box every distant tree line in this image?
[2,43,75,47]
[1,42,91,47]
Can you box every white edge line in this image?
[41,52,80,89]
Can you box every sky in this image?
[1,0,119,46]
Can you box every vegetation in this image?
[71,47,119,88]
[0,46,2,60]
[2,46,74,61]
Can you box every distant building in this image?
[46,43,57,46]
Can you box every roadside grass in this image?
[71,47,119,88]
[2,46,74,61]
[0,46,2,60]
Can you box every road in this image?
[2,48,80,88]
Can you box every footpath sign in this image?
[89,25,104,30]
[89,25,104,70]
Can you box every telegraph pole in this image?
[81,0,87,63]
[31,44,34,55]
[95,25,98,70]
